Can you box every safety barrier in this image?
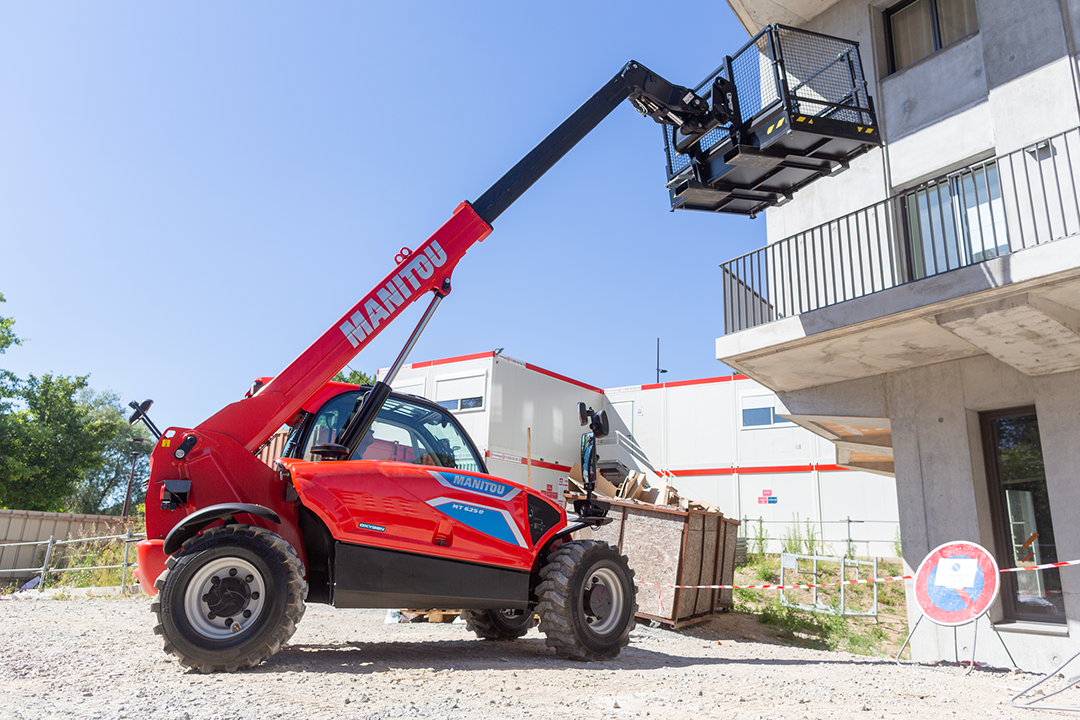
[0,531,144,592]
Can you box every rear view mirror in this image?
[577,402,588,427]
[580,433,595,484]
[592,410,609,439]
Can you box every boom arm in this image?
[197,61,716,452]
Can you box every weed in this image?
[781,516,802,555]
[750,517,769,559]
[35,521,143,590]
[803,516,820,556]
[780,513,821,555]
[755,559,780,583]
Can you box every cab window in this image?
[300,391,482,472]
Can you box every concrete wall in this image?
[720,0,1080,674]
[882,355,1080,672]
[758,350,1080,671]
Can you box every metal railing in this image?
[0,531,144,592]
[741,515,899,558]
[598,431,659,474]
[721,127,1080,333]
[779,553,880,617]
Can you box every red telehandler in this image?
[131,49,855,671]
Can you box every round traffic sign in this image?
[914,541,1000,626]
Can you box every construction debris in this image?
[562,465,720,513]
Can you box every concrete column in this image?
[1033,369,1080,634]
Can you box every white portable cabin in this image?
[380,352,603,500]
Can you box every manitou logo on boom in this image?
[338,241,448,347]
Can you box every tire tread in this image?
[150,524,306,673]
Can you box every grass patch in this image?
[734,553,909,657]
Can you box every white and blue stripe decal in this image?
[429,470,519,501]
[426,497,528,548]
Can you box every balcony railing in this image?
[721,127,1080,334]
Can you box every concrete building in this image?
[715,0,1080,671]
[382,351,900,556]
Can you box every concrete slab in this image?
[725,0,845,34]
[716,234,1080,392]
[724,316,984,391]
[936,292,1080,375]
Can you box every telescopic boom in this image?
[196,61,721,452]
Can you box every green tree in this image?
[0,293,21,410]
[0,297,138,513]
[332,368,375,386]
[0,374,116,512]
[0,293,21,357]
[65,389,154,515]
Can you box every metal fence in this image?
[722,126,1080,333]
[779,553,880,617]
[741,515,899,558]
[0,531,143,592]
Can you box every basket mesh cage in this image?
[663,25,873,180]
[775,26,872,125]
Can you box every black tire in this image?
[151,524,307,673]
[536,540,637,660]
[460,608,538,641]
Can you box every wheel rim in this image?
[183,557,267,640]
[581,566,625,636]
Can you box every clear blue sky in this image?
[0,2,765,430]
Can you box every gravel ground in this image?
[1,592,1077,719]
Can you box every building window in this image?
[437,396,484,412]
[435,373,486,413]
[741,395,793,428]
[980,407,1065,624]
[886,0,978,73]
[901,161,1009,280]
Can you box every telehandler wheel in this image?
[460,608,538,641]
[151,524,307,673]
[536,539,637,660]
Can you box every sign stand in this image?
[895,541,1080,708]
[894,541,1015,676]
[1009,649,1080,711]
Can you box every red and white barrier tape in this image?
[635,557,1080,591]
[1000,558,1080,573]
[635,575,912,591]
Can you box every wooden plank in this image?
[677,512,703,620]
[709,515,722,613]
[718,518,739,608]
[695,515,718,616]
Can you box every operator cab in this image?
[281,386,487,474]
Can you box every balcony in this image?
[720,127,1080,335]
